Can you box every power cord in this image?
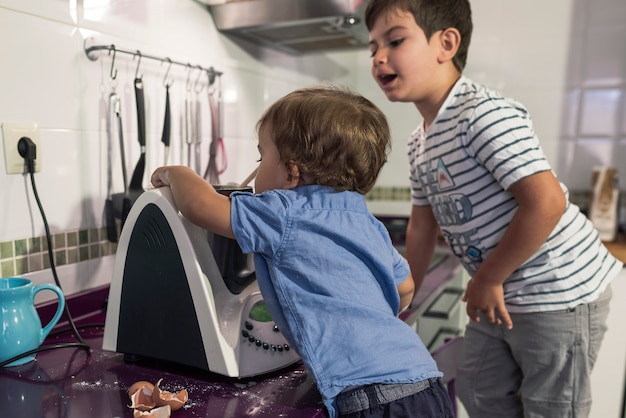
[0,137,91,368]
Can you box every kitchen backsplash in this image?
[4,186,619,280]
[0,186,409,278]
[365,186,412,202]
[0,227,116,278]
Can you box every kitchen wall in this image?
[0,0,624,291]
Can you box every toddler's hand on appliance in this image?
[151,166,172,188]
[462,278,513,330]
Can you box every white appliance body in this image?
[102,187,299,377]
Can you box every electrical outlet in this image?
[2,122,41,174]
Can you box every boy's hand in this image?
[151,166,171,188]
[462,278,513,329]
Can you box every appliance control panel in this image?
[236,294,299,375]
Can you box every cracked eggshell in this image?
[133,404,171,418]
[128,381,155,396]
[152,378,188,411]
[128,381,156,411]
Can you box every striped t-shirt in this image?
[409,76,622,313]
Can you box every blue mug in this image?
[0,277,65,367]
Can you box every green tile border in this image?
[0,189,597,277]
[366,186,411,202]
[0,227,118,277]
[366,187,596,207]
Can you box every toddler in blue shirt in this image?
[151,86,453,417]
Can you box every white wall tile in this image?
[580,88,621,136]
[0,0,76,24]
[587,0,626,27]
[0,10,81,127]
[0,128,102,239]
[558,138,617,189]
[583,25,626,84]
[79,0,163,45]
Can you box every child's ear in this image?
[284,161,301,189]
[437,28,461,64]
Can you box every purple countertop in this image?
[1,249,459,418]
[0,285,325,418]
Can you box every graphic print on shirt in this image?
[418,157,484,271]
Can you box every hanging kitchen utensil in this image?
[161,59,172,165]
[179,111,185,166]
[194,66,204,175]
[204,71,227,184]
[184,65,195,168]
[161,84,171,165]
[195,99,203,174]
[105,49,122,242]
[204,90,219,183]
[106,91,119,243]
[109,90,132,227]
[116,97,133,226]
[129,52,146,192]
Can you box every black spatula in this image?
[105,92,118,242]
[161,84,171,164]
[129,76,145,192]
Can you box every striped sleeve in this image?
[463,95,552,191]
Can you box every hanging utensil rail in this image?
[84,37,222,83]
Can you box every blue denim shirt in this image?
[231,185,442,417]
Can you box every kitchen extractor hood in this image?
[203,0,369,55]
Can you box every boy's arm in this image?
[405,205,440,293]
[397,275,415,313]
[464,170,566,328]
[151,165,235,239]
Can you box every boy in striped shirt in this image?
[366,0,622,417]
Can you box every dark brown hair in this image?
[256,86,390,194]
[365,0,473,72]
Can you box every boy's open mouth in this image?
[378,74,397,86]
